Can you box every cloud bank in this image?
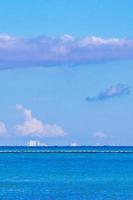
[0,34,133,68]
[15,104,66,137]
[86,84,131,102]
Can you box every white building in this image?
[27,140,41,147]
[70,142,77,147]
[27,140,47,147]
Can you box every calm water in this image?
[0,146,133,199]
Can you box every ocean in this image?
[0,146,133,200]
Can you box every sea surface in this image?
[0,146,133,200]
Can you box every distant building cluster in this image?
[27,140,47,147]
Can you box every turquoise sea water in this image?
[1,146,133,199]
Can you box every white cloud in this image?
[93,131,108,138]
[79,36,121,46]
[0,34,133,68]
[0,121,7,135]
[15,104,66,137]
[86,84,131,102]
[61,34,74,42]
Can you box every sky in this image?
[0,0,133,145]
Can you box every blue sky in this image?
[0,0,133,145]
[0,0,132,38]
